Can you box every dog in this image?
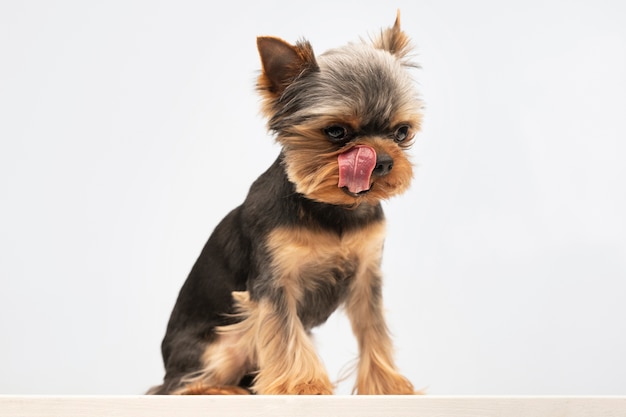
[149,12,423,395]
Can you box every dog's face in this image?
[257,15,422,206]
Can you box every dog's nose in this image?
[372,153,393,177]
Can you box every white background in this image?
[1,0,625,395]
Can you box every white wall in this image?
[1,0,624,395]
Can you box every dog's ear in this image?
[372,10,412,60]
[257,37,318,97]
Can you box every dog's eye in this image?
[324,125,351,143]
[393,125,411,143]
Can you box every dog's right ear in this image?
[371,10,413,62]
[257,37,318,98]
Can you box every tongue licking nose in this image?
[337,145,377,195]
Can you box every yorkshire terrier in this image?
[149,12,423,395]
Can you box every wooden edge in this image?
[1,395,625,417]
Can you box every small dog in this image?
[150,12,423,395]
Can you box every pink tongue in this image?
[337,145,377,194]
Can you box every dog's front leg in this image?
[251,294,333,395]
[346,265,415,394]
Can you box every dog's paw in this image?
[356,372,417,395]
[291,380,334,395]
[175,382,251,395]
[258,377,334,395]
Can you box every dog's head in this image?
[256,12,423,206]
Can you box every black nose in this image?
[372,153,393,177]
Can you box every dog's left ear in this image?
[256,36,319,119]
[372,10,412,60]
[257,36,318,96]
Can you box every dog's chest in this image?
[264,222,386,328]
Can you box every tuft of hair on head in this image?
[256,36,319,117]
[369,10,415,65]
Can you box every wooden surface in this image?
[1,396,625,417]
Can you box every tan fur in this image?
[214,291,332,394]
[174,383,250,395]
[345,260,416,394]
[250,298,333,394]
[176,221,415,395]
[276,219,416,394]
[265,221,415,394]
[264,225,380,301]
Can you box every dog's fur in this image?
[149,12,423,395]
